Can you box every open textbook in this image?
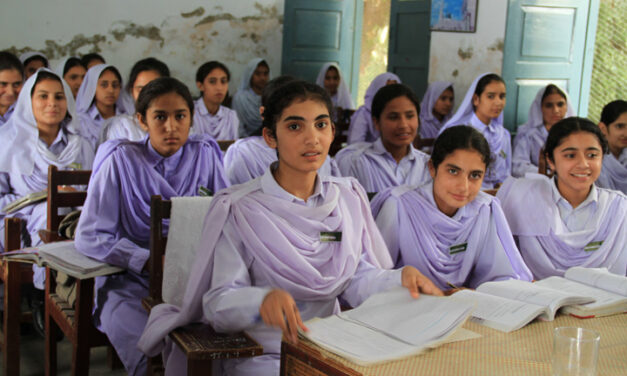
[1,190,47,214]
[1,240,123,279]
[302,287,476,366]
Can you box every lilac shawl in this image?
[315,63,355,110]
[419,81,453,139]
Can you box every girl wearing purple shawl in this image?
[75,78,228,375]
[99,58,170,145]
[419,81,454,139]
[233,58,270,138]
[75,64,126,149]
[19,52,48,79]
[439,73,511,188]
[137,81,442,376]
[0,51,23,126]
[191,61,239,140]
[347,72,401,144]
[512,84,575,177]
[315,63,355,113]
[336,84,431,193]
[497,117,626,279]
[597,100,627,193]
[371,126,532,291]
[54,56,86,99]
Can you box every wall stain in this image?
[488,38,504,52]
[6,34,107,59]
[452,69,459,77]
[457,47,473,60]
[195,13,235,27]
[211,31,219,36]
[181,7,204,18]
[111,21,165,47]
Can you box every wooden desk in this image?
[281,314,627,375]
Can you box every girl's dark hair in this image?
[0,51,24,78]
[100,66,122,83]
[262,80,332,138]
[127,57,170,92]
[62,57,85,76]
[80,53,105,67]
[196,61,230,83]
[23,55,48,69]
[326,65,339,76]
[544,117,609,162]
[371,83,420,121]
[600,100,627,126]
[247,75,298,136]
[474,73,504,97]
[541,84,567,103]
[431,125,492,170]
[30,71,63,96]
[135,77,194,122]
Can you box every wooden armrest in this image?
[169,323,263,361]
[38,229,65,244]
[280,340,361,376]
[141,297,163,312]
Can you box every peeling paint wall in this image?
[428,0,506,108]
[1,0,284,94]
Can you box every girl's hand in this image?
[259,289,308,344]
[401,266,444,298]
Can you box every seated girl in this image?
[0,51,23,125]
[80,53,106,70]
[439,73,511,188]
[371,125,532,291]
[597,100,627,193]
[75,77,229,375]
[315,62,355,119]
[20,52,48,79]
[233,58,270,137]
[192,61,239,140]
[224,76,340,185]
[137,80,442,375]
[347,72,401,143]
[512,84,574,177]
[419,81,454,139]
[336,83,431,193]
[497,117,626,279]
[55,57,86,99]
[100,57,170,144]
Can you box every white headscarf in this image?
[19,52,48,65]
[315,63,354,110]
[75,64,125,115]
[419,81,453,138]
[522,84,575,130]
[234,57,268,137]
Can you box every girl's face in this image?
[0,69,23,110]
[263,99,334,175]
[374,96,418,151]
[63,65,86,98]
[138,92,191,157]
[432,88,454,119]
[323,67,340,96]
[32,79,67,130]
[250,63,270,94]
[24,59,46,79]
[429,149,486,217]
[472,81,506,124]
[132,70,161,101]
[548,131,603,201]
[95,70,121,107]
[197,68,228,106]
[541,93,567,130]
[600,112,627,153]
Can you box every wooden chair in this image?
[0,217,34,376]
[217,140,235,152]
[144,195,262,375]
[413,136,435,152]
[280,340,359,376]
[329,109,354,156]
[537,147,552,177]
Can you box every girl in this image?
[597,100,627,193]
[224,75,341,185]
[439,73,511,188]
[347,72,401,144]
[512,84,574,177]
[19,52,48,79]
[336,83,431,193]
[371,125,532,291]
[100,57,170,144]
[75,77,229,375]
[419,81,454,139]
[0,51,24,126]
[138,80,442,375]
[80,53,106,69]
[497,117,626,279]
[315,63,355,117]
[55,57,86,99]
[233,58,270,137]
[76,64,126,149]
[192,61,239,140]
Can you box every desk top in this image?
[286,314,627,376]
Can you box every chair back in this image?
[218,140,235,152]
[538,148,552,177]
[148,195,171,306]
[46,165,91,232]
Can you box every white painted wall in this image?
[1,0,284,95]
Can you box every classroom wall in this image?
[1,0,284,93]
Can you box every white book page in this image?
[536,277,627,310]
[565,267,627,297]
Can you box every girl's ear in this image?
[262,127,277,149]
[546,152,556,173]
[195,81,203,92]
[428,159,436,179]
[472,94,479,108]
[373,116,381,132]
[136,113,149,132]
[598,122,609,137]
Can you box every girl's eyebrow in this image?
[559,146,601,152]
[282,114,330,122]
[445,163,461,170]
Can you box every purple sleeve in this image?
[347,108,369,144]
[512,133,538,178]
[340,256,403,308]
[0,172,19,211]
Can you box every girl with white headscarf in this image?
[315,63,355,114]
[419,81,454,139]
[232,58,270,138]
[19,52,48,79]
[54,57,86,99]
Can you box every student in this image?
[336,83,430,193]
[224,76,340,185]
[192,61,239,140]
[75,64,126,149]
[419,81,454,139]
[597,100,627,193]
[315,62,355,116]
[0,51,24,126]
[371,125,532,290]
[439,73,511,188]
[55,57,86,99]
[512,84,574,177]
[137,80,442,375]
[233,58,270,137]
[80,53,106,69]
[100,57,170,144]
[497,117,626,279]
[347,72,401,144]
[19,52,49,79]
[75,77,229,375]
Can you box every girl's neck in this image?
[556,179,591,209]
[273,164,317,201]
[383,141,410,164]
[203,96,220,115]
[96,102,116,119]
[432,109,444,122]
[38,124,61,147]
[609,144,623,159]
[0,104,9,116]
[475,112,491,126]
